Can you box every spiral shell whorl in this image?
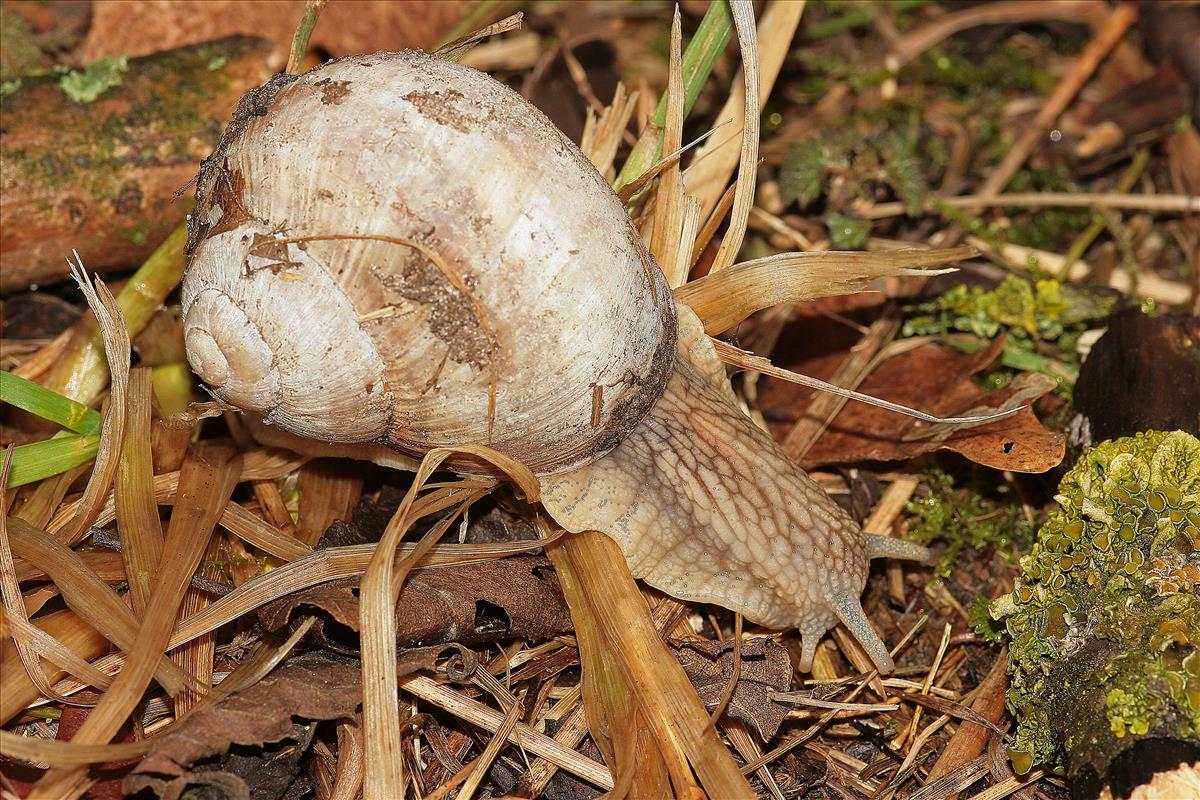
[183,220,395,443]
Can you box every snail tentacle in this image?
[864,534,936,563]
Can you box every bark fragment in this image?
[0,36,273,289]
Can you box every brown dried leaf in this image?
[672,638,792,741]
[798,339,1065,473]
[126,653,367,800]
[258,557,572,650]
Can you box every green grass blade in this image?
[6,432,100,488]
[1,371,102,434]
[614,0,734,191]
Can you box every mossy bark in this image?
[0,36,273,289]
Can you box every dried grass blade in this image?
[0,609,109,724]
[616,124,725,205]
[0,447,70,703]
[0,729,152,768]
[297,459,363,546]
[39,192,186,412]
[46,446,307,535]
[544,525,754,798]
[220,501,312,562]
[526,696,590,794]
[581,83,636,176]
[403,674,614,790]
[29,442,242,800]
[690,182,736,266]
[435,12,524,61]
[171,536,225,717]
[5,516,193,695]
[9,328,72,382]
[712,339,1021,426]
[2,613,113,693]
[114,367,164,614]
[924,649,1010,783]
[329,717,365,800]
[456,685,523,800]
[684,0,804,227]
[355,450,506,800]
[724,719,787,800]
[559,544,672,797]
[648,8,689,287]
[676,246,974,334]
[57,262,130,546]
[360,449,452,797]
[709,0,760,274]
[168,535,546,650]
[360,443,532,799]
[12,465,88,529]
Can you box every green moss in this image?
[992,431,1200,775]
[1005,165,1097,251]
[904,469,1036,577]
[825,212,870,249]
[4,38,259,206]
[902,38,1058,102]
[0,7,44,82]
[970,595,1006,643]
[902,275,1118,387]
[779,138,828,209]
[59,56,128,103]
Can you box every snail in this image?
[182,49,932,674]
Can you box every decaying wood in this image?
[0,36,274,289]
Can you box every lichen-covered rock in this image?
[991,430,1200,786]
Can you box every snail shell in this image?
[184,50,933,673]
[182,50,674,475]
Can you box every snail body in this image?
[183,50,927,673]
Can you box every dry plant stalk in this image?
[30,442,241,800]
[0,609,109,724]
[359,445,535,798]
[6,517,193,696]
[55,264,130,547]
[544,522,754,798]
[114,367,164,614]
[684,1,805,225]
[675,246,973,334]
[297,459,364,546]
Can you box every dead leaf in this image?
[672,638,792,740]
[794,338,1065,473]
[258,557,573,650]
[79,0,473,64]
[126,653,360,799]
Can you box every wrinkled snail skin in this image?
[182,50,922,674]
